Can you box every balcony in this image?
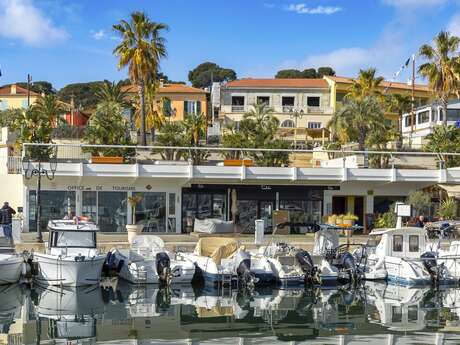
[278,106,333,114]
[231,105,245,113]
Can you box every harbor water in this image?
[4,280,460,344]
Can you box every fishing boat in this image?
[258,242,338,286]
[0,253,25,285]
[106,235,195,285]
[182,237,274,287]
[355,227,456,286]
[33,219,106,286]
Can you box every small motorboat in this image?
[311,224,359,283]
[106,235,195,285]
[182,237,273,287]
[0,253,25,285]
[33,219,106,286]
[355,227,456,286]
[259,242,338,286]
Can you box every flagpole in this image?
[411,55,415,135]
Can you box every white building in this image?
[402,100,460,147]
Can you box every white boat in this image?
[33,219,106,286]
[182,237,274,287]
[0,253,24,285]
[311,225,359,283]
[107,235,195,284]
[356,227,456,286]
[258,242,338,286]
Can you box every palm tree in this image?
[386,93,412,149]
[133,82,165,140]
[113,11,168,146]
[328,96,385,151]
[348,68,384,101]
[183,113,207,146]
[95,80,129,106]
[33,94,66,122]
[419,31,460,125]
[242,103,279,146]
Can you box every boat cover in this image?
[196,306,234,318]
[194,218,234,234]
[313,227,339,255]
[194,237,238,265]
[131,235,165,252]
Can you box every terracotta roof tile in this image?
[325,76,430,92]
[122,83,208,94]
[225,78,329,89]
[0,84,40,96]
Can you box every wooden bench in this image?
[223,159,253,167]
[91,156,124,164]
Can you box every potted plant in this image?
[327,214,337,225]
[335,214,344,226]
[126,194,143,244]
[343,213,359,227]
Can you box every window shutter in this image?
[196,101,201,114]
[184,101,188,116]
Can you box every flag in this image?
[0,68,2,77]
[404,57,411,67]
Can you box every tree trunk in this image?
[442,97,448,126]
[358,130,366,151]
[397,112,403,150]
[138,80,146,146]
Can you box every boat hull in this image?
[34,253,105,286]
[0,256,23,285]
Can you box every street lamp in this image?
[289,108,304,149]
[22,153,57,243]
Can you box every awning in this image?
[438,184,460,199]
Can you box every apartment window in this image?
[336,93,346,102]
[417,110,430,124]
[393,235,403,252]
[307,122,322,129]
[281,119,295,128]
[439,109,444,122]
[409,235,419,252]
[447,109,460,121]
[184,100,201,116]
[282,96,295,112]
[404,115,414,128]
[163,98,172,117]
[256,96,270,106]
[231,96,245,112]
[307,96,320,107]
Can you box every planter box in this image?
[91,156,124,164]
[223,159,254,167]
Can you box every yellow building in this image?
[0,84,40,110]
[122,82,208,121]
[324,75,432,121]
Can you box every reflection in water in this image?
[3,281,460,344]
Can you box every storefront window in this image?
[82,191,97,221]
[280,200,322,224]
[28,191,76,232]
[98,192,127,232]
[134,192,166,232]
[238,200,258,233]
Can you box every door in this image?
[354,196,364,226]
[332,197,346,215]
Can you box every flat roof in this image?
[122,83,208,94]
[225,78,329,89]
[325,76,430,92]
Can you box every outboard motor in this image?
[337,252,358,283]
[156,252,171,285]
[235,250,255,289]
[295,250,320,285]
[421,252,440,284]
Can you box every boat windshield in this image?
[51,230,96,248]
[367,235,382,248]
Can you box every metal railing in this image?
[18,143,460,170]
[7,156,22,174]
[231,105,245,113]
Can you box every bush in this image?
[437,198,458,220]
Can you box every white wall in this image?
[0,174,23,211]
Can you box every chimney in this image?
[10,84,16,95]
[159,79,164,88]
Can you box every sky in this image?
[0,0,459,89]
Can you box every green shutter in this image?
[196,101,201,114]
[184,101,188,116]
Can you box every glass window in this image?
[282,96,295,106]
[409,235,419,252]
[307,122,322,129]
[82,191,97,222]
[408,306,418,322]
[393,235,403,252]
[392,306,402,323]
[28,191,76,232]
[280,200,322,224]
[447,109,460,121]
[404,115,413,128]
[417,110,430,124]
[336,93,346,102]
[307,96,320,107]
[51,230,96,248]
[21,100,28,108]
[212,194,226,219]
[134,192,166,232]
[168,193,176,216]
[0,100,8,110]
[237,200,258,233]
[182,191,227,232]
[231,96,244,106]
[98,192,127,232]
[281,119,295,128]
[256,96,270,106]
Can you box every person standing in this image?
[415,215,426,228]
[0,202,16,242]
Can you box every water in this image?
[4,281,460,344]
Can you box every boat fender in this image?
[295,250,315,275]
[156,252,171,284]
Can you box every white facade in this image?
[402,100,460,146]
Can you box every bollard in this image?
[255,219,264,246]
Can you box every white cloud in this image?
[0,0,68,46]
[448,12,460,36]
[92,29,106,40]
[301,48,370,72]
[286,4,342,15]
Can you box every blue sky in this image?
[0,0,459,89]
